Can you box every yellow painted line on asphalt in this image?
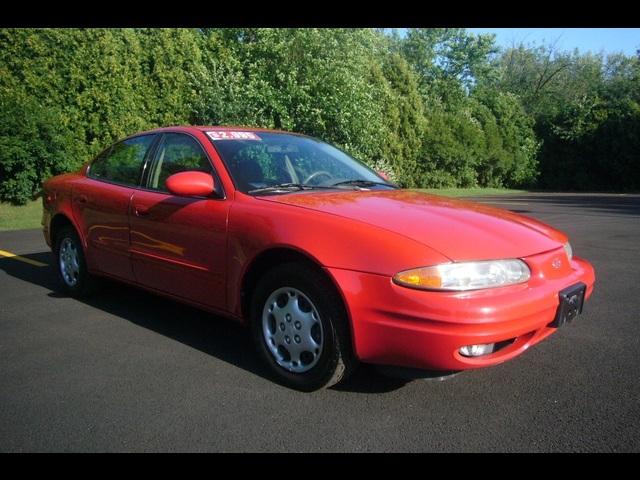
[0,249,48,267]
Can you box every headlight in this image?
[563,241,573,261]
[393,259,531,291]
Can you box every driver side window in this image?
[147,133,213,193]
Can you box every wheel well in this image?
[50,214,74,249]
[240,248,346,322]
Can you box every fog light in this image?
[459,343,495,357]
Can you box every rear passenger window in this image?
[147,133,212,192]
[89,135,155,186]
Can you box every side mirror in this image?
[165,171,217,197]
[377,170,390,181]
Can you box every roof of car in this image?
[140,125,305,136]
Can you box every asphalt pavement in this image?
[1,192,639,452]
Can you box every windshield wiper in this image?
[248,179,397,194]
[248,183,336,194]
[330,179,398,189]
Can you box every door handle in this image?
[134,204,150,216]
[77,195,88,204]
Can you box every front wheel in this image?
[250,262,356,391]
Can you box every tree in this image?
[193,28,397,175]
[0,28,207,203]
[488,41,640,190]
[2,28,637,203]
[401,28,497,104]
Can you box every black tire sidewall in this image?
[250,263,348,391]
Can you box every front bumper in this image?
[327,249,595,371]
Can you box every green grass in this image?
[414,187,528,197]
[0,200,43,231]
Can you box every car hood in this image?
[258,189,566,262]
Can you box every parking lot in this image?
[1,192,639,452]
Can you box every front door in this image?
[129,132,229,311]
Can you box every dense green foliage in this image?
[485,44,640,190]
[0,28,638,204]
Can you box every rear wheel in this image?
[250,262,356,391]
[54,226,97,297]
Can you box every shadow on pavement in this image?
[0,251,408,394]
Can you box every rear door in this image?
[72,134,157,281]
[129,132,229,310]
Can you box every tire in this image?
[54,225,97,297]
[250,262,357,391]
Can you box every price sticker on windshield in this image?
[206,130,261,141]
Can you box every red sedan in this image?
[42,126,595,391]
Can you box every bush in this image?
[0,90,82,204]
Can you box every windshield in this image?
[206,131,392,194]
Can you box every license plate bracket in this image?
[550,282,586,328]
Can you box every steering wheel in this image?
[304,171,333,185]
